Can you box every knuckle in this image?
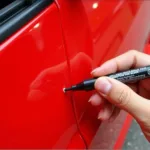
[116,88,131,107]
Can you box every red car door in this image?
[0,0,86,149]
[56,0,150,149]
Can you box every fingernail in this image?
[88,98,92,102]
[95,78,112,95]
[88,94,96,102]
[89,94,102,106]
[97,110,103,120]
[91,68,99,74]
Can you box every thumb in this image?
[95,77,150,122]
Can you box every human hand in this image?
[89,50,150,142]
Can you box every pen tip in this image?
[63,87,73,93]
[63,88,66,93]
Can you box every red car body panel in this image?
[0,0,150,149]
[0,3,86,149]
[56,0,150,148]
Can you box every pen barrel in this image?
[83,79,96,91]
[82,66,150,91]
[108,65,150,83]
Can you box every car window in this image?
[0,0,53,43]
[0,0,15,9]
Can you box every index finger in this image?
[92,50,150,76]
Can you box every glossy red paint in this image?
[145,44,150,54]
[0,3,85,149]
[55,0,150,148]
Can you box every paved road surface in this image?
[123,119,150,150]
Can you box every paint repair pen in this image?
[63,65,150,92]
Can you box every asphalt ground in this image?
[123,119,150,150]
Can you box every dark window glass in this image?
[0,0,15,9]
